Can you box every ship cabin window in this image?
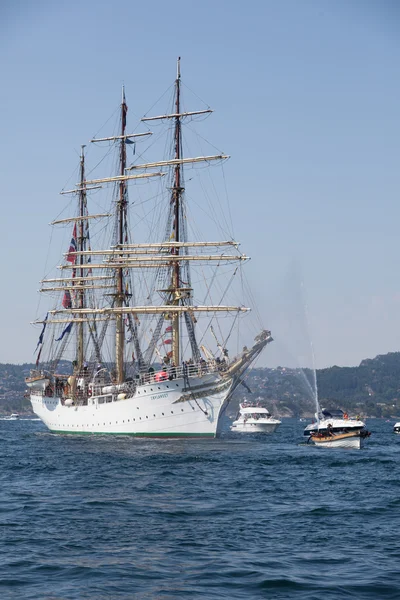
[98,398,105,404]
[106,396,112,403]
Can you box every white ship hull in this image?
[30,374,232,438]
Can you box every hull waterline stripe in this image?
[48,430,215,438]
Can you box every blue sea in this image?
[1,417,400,599]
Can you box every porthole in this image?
[171,410,173,414]
[146,416,148,419]
[153,414,156,417]
[181,409,184,412]
[162,412,164,416]
[176,384,179,387]
[150,388,153,391]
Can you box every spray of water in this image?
[268,261,319,416]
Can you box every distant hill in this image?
[1,353,400,417]
[242,352,400,418]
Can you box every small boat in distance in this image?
[3,413,19,420]
[230,402,281,433]
[394,422,400,434]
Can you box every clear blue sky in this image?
[1,0,399,368]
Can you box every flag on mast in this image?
[66,224,77,263]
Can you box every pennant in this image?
[55,322,73,342]
[163,339,172,345]
[122,100,128,131]
[34,314,48,353]
[66,224,77,263]
[36,346,43,367]
[165,326,172,333]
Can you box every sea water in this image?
[0,417,399,599]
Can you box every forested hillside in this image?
[1,353,400,417]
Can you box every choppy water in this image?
[1,417,400,599]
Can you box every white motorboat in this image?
[306,408,371,449]
[310,429,370,449]
[230,402,281,433]
[394,422,400,434]
[3,413,19,420]
[304,408,365,437]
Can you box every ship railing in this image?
[136,359,226,386]
[30,359,228,399]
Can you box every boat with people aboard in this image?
[230,401,281,433]
[303,408,366,437]
[305,409,371,449]
[309,427,371,449]
[26,58,273,438]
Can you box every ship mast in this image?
[171,57,182,366]
[115,87,127,383]
[77,144,86,369]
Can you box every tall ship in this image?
[27,59,273,437]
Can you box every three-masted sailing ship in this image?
[27,59,273,437]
